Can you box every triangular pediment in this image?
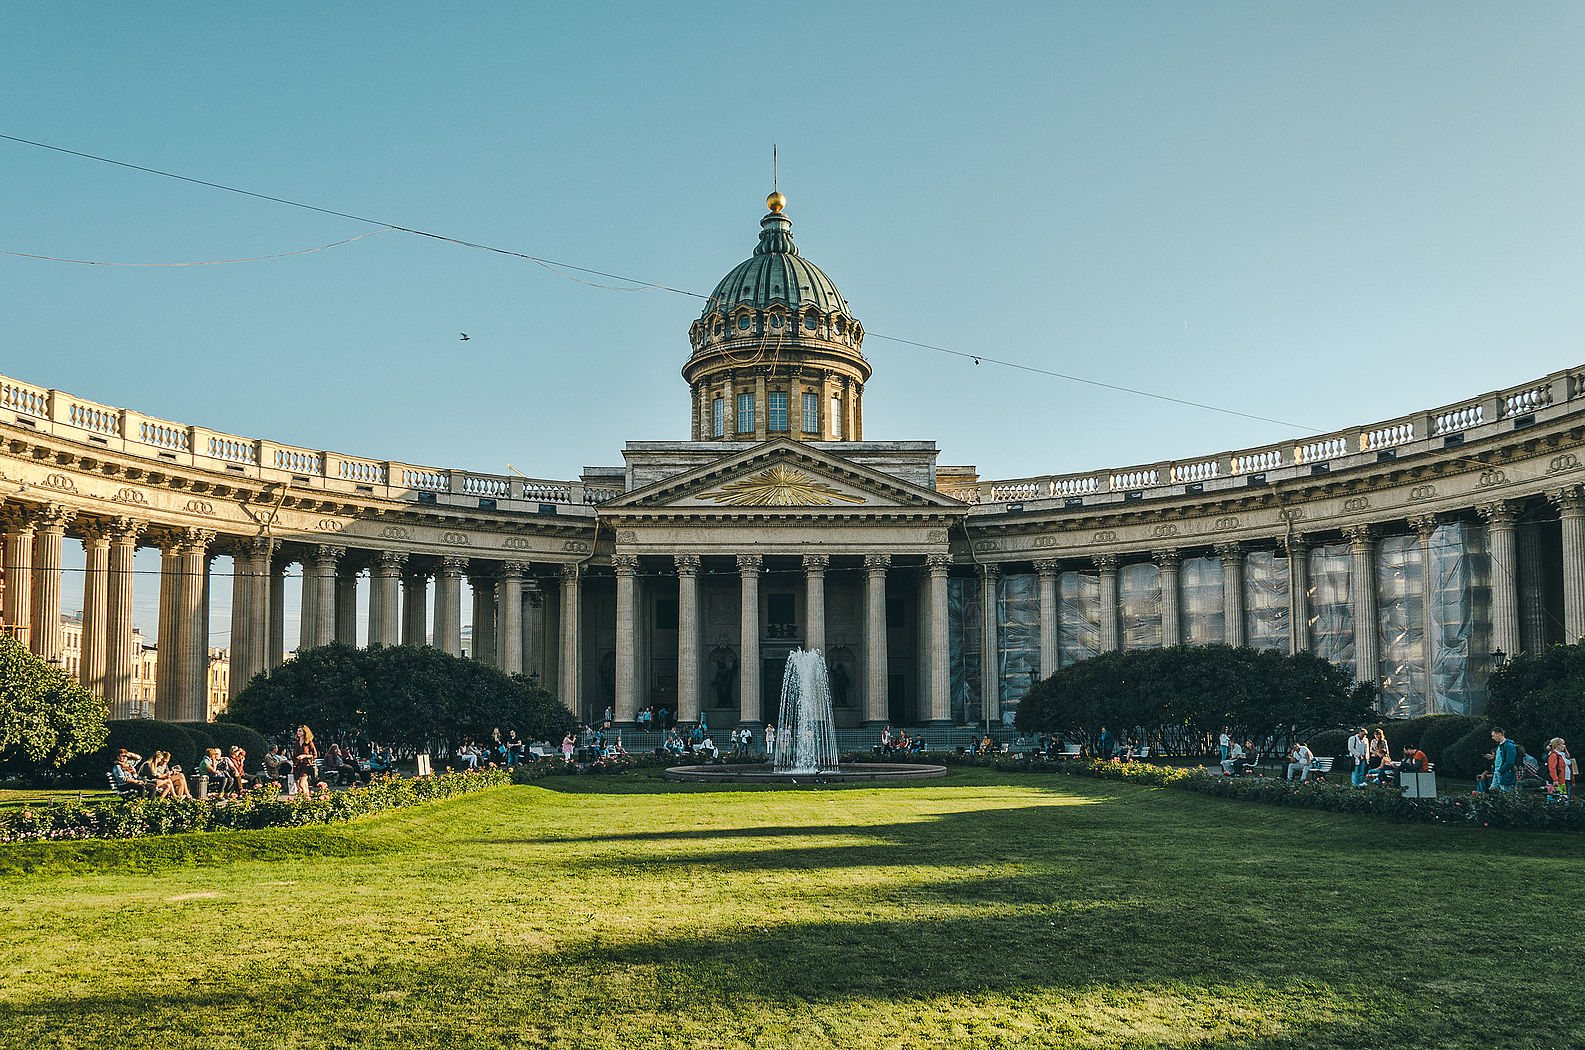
[601,440,965,513]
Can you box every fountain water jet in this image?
[773,649,839,774]
[664,649,946,785]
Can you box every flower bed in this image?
[0,768,511,843]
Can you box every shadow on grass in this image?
[4,901,1555,1050]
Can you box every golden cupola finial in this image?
[767,190,786,214]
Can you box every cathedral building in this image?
[2,193,1582,730]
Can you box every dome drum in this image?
[684,195,869,442]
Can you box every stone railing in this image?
[0,371,603,517]
[958,365,1585,506]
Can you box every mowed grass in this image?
[1,771,1580,1050]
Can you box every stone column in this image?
[2,509,36,642]
[737,554,762,724]
[268,556,286,668]
[78,524,111,695]
[558,565,582,715]
[155,536,180,719]
[470,571,497,664]
[402,566,429,646]
[1154,549,1181,647]
[525,582,545,682]
[1096,554,1120,653]
[310,546,344,648]
[160,529,213,722]
[497,562,525,673]
[1411,514,1439,713]
[30,504,75,663]
[675,555,700,725]
[180,531,214,722]
[1217,542,1246,647]
[927,554,952,724]
[803,554,828,654]
[369,551,406,647]
[979,563,1000,725]
[435,557,465,656]
[1518,518,1549,655]
[227,541,254,698]
[1479,502,1520,659]
[1550,487,1585,643]
[104,518,145,718]
[334,566,360,645]
[298,554,319,653]
[1285,535,1311,654]
[1034,559,1060,676]
[864,554,891,725]
[1344,524,1379,687]
[613,555,640,724]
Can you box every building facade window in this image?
[712,396,725,438]
[802,392,819,434]
[767,391,788,431]
[737,393,755,433]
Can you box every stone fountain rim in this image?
[662,762,949,784]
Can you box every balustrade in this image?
[1433,403,1483,435]
[1230,448,1281,474]
[1172,458,1220,483]
[1361,421,1414,451]
[1503,383,1553,416]
[337,458,386,484]
[66,399,119,436]
[1109,467,1160,491]
[1,379,49,418]
[207,435,258,465]
[138,420,189,451]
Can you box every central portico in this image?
[598,438,966,730]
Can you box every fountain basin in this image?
[663,762,948,784]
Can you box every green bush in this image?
[0,768,510,843]
[1440,724,1495,779]
[1486,642,1585,756]
[1367,714,1447,754]
[228,643,575,749]
[1014,644,1373,756]
[180,722,217,757]
[59,720,205,785]
[1417,715,1484,765]
[177,722,270,772]
[0,634,108,774]
[1306,729,1350,760]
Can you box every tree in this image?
[1486,641,1585,756]
[1014,644,1373,755]
[227,643,576,748]
[0,634,109,771]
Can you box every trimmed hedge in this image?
[59,720,206,784]
[178,722,271,772]
[0,768,510,843]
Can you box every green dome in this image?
[702,208,850,318]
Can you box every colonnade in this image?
[2,489,1582,729]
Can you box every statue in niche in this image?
[711,656,738,708]
[828,660,852,708]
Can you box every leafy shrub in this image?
[1440,724,1495,779]
[1417,715,1484,765]
[0,768,510,843]
[1306,729,1350,760]
[1367,715,1448,754]
[228,643,575,749]
[0,635,108,774]
[1486,642,1585,756]
[1014,644,1373,757]
[58,720,205,785]
[178,722,270,772]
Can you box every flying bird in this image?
[460,333,470,341]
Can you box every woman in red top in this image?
[1547,738,1571,795]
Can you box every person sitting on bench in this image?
[1286,741,1315,782]
[109,751,151,797]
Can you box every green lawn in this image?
[0,770,1578,1049]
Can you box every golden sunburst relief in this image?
[700,465,867,506]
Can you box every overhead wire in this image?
[3,131,1313,431]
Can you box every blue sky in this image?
[7,2,1583,645]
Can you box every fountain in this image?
[664,648,947,784]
